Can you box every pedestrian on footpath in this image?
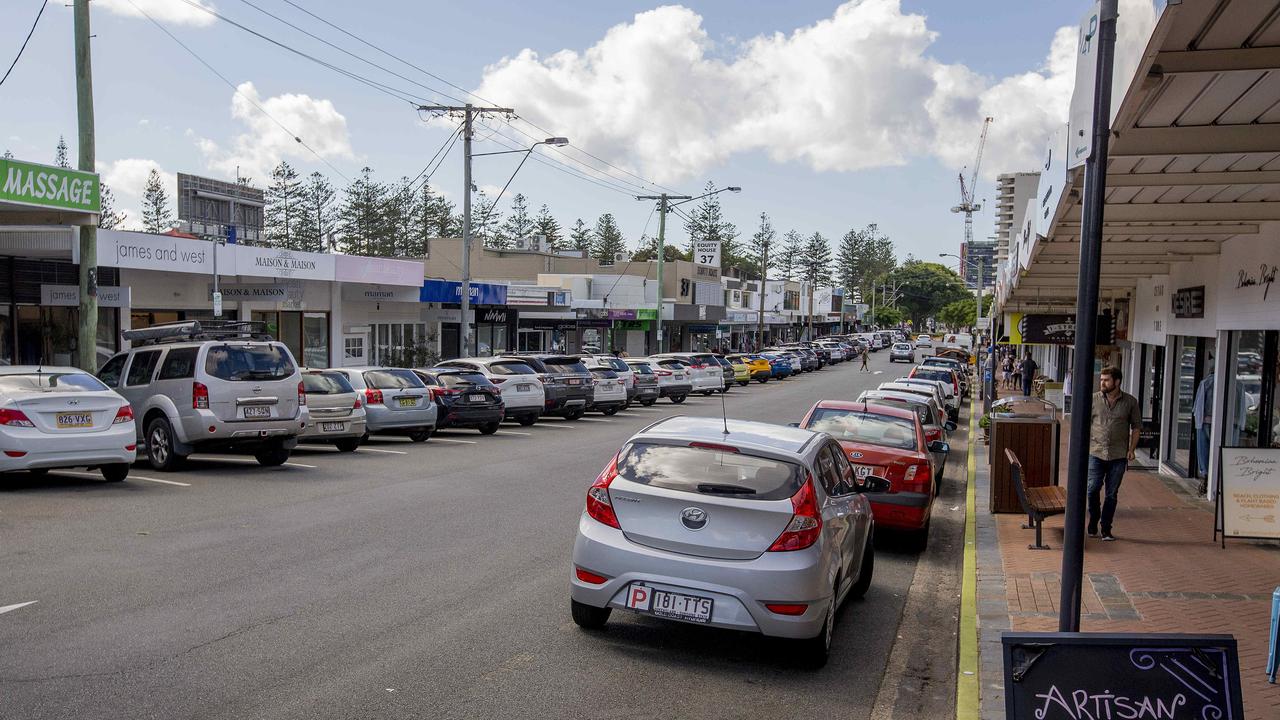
[1087,365,1142,541]
[860,349,870,372]
[1019,350,1038,396]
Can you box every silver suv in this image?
[101,321,307,471]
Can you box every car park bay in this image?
[0,349,967,720]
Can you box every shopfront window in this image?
[1168,335,1216,478]
[476,323,508,356]
[303,313,328,368]
[371,322,431,366]
[1228,331,1266,448]
[251,311,330,368]
[1171,336,1197,474]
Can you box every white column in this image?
[329,282,343,368]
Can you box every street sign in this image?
[977,317,991,330]
[212,291,223,317]
[1068,2,1101,169]
[692,239,720,267]
[226,224,238,245]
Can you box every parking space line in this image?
[432,437,478,444]
[48,469,192,487]
[0,601,37,616]
[576,418,612,423]
[284,462,317,469]
[496,431,531,437]
[134,475,192,487]
[186,456,316,469]
[358,447,408,455]
[535,423,576,430]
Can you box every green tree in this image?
[801,232,832,285]
[473,191,503,249]
[296,171,336,253]
[835,223,897,303]
[683,181,740,272]
[141,168,172,233]
[336,167,384,255]
[632,235,688,262]
[870,306,905,327]
[569,218,592,254]
[383,176,420,256]
[938,294,994,330]
[778,229,803,281]
[412,182,457,256]
[499,193,536,247]
[534,204,563,250]
[265,161,303,249]
[887,261,971,328]
[1,150,13,159]
[747,212,776,279]
[55,136,70,168]
[97,182,125,230]
[591,213,627,264]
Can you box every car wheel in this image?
[334,438,361,453]
[793,578,837,669]
[701,390,713,396]
[602,407,619,416]
[517,414,538,426]
[409,428,432,443]
[640,398,656,407]
[360,432,371,443]
[29,468,48,477]
[570,599,610,630]
[146,417,186,472]
[757,377,768,384]
[564,408,585,421]
[100,464,130,482]
[254,442,291,467]
[669,394,686,404]
[909,518,931,553]
[848,538,875,600]
[478,422,500,435]
[738,381,749,387]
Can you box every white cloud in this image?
[97,158,176,231]
[195,82,354,185]
[95,0,217,27]
[473,0,1157,184]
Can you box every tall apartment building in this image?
[993,172,1040,266]
[960,239,996,289]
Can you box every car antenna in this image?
[720,387,730,436]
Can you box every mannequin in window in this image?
[1192,360,1214,490]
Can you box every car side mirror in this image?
[928,440,950,454]
[787,422,800,428]
[944,421,957,432]
[863,475,892,494]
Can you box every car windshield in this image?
[627,363,654,375]
[0,372,107,393]
[806,409,917,450]
[599,357,629,371]
[488,361,537,376]
[364,369,425,389]
[436,372,494,388]
[864,398,930,425]
[617,442,803,501]
[203,344,295,381]
[590,368,618,379]
[894,344,913,350]
[302,372,353,394]
[544,359,589,374]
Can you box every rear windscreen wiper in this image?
[697,483,756,495]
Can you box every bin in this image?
[989,396,1061,513]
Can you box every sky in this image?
[0,0,1158,267]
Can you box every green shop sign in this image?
[0,158,100,213]
[635,308,657,320]
[614,320,650,331]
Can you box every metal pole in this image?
[73,0,98,371]
[757,238,768,350]
[655,196,667,353]
[460,104,474,358]
[1059,0,1119,633]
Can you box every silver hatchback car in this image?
[570,416,885,666]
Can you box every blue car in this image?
[760,352,794,379]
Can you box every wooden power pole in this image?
[74,0,98,370]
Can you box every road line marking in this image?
[536,423,576,430]
[359,447,407,455]
[48,469,191,487]
[188,456,315,469]
[496,431,531,436]
[432,437,478,444]
[576,417,612,423]
[284,462,317,469]
[134,475,192,487]
[0,601,37,616]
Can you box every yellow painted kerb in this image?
[956,394,980,719]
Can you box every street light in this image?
[475,137,570,211]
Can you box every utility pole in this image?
[73,0,98,371]
[1060,0,1119,633]
[418,103,514,358]
[757,238,769,349]
[636,194,691,353]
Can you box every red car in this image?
[799,400,943,550]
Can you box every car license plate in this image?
[625,584,713,624]
[675,373,685,379]
[566,378,581,386]
[397,396,417,408]
[242,406,271,418]
[516,383,532,391]
[468,394,486,403]
[853,464,882,478]
[320,422,345,432]
[56,412,93,428]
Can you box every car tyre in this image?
[254,442,291,467]
[409,428,432,443]
[793,578,837,669]
[517,414,538,426]
[756,377,768,384]
[570,599,610,630]
[719,386,729,394]
[101,464,129,482]
[669,394,686,404]
[564,408,585,421]
[29,468,48,477]
[146,416,186,472]
[737,381,749,387]
[639,398,656,407]
[335,437,361,452]
[701,390,714,396]
[602,407,619,416]
[848,538,875,600]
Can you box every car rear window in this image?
[805,409,918,450]
[302,373,353,394]
[617,442,803,501]
[363,369,425,389]
[488,360,536,376]
[544,359,589,374]
[0,372,108,393]
[864,398,930,425]
[627,362,654,375]
[596,357,628,371]
[914,369,954,383]
[656,359,686,369]
[204,344,296,381]
[436,372,494,388]
[894,343,913,350]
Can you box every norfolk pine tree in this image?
[591,213,627,264]
[265,161,303,249]
[534,204,563,250]
[141,168,172,233]
[570,218,592,254]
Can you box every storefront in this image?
[419,279,510,359]
[0,252,126,367]
[517,313,575,352]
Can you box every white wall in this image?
[1131,275,1169,346]
[1165,255,1218,338]
[1215,229,1280,331]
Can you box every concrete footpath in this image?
[965,400,1280,719]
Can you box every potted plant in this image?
[979,413,992,444]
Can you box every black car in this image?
[623,361,662,406]
[413,368,505,434]
[499,354,593,420]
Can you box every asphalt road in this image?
[0,350,964,720]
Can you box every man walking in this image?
[860,349,870,372]
[1087,366,1142,541]
[1019,350,1038,397]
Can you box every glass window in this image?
[125,350,161,386]
[302,372,352,394]
[804,408,918,450]
[0,372,108,392]
[157,347,199,380]
[280,312,303,366]
[616,442,802,501]
[96,307,119,370]
[203,344,295,381]
[363,369,425,389]
[303,313,329,368]
[98,353,127,387]
[488,361,536,376]
[1228,331,1265,448]
[1171,336,1197,472]
[814,445,841,496]
[435,372,495,389]
[826,443,855,493]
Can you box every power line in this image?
[474,124,640,198]
[124,0,350,182]
[0,0,47,88]
[600,203,658,305]
[476,121,652,197]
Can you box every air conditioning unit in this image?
[512,235,545,252]
[614,251,630,263]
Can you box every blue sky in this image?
[0,1,1153,265]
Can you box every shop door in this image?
[1139,344,1164,458]
[1168,336,1214,478]
[441,323,460,360]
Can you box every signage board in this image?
[692,239,721,268]
[212,291,223,317]
[235,245,336,281]
[0,158,100,213]
[1003,632,1243,720]
[479,308,510,324]
[340,284,422,304]
[1068,2,1102,169]
[976,317,991,330]
[1172,286,1205,319]
[1037,124,1068,237]
[607,309,637,320]
[40,284,129,308]
[420,279,507,305]
[334,254,423,287]
[206,283,295,301]
[1217,447,1280,541]
[91,229,217,275]
[1004,312,1116,345]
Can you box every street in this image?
[0,351,965,720]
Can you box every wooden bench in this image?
[1005,448,1067,550]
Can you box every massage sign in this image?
[0,158,100,213]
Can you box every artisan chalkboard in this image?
[1003,632,1244,720]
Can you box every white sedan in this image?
[0,367,136,481]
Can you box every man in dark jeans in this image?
[1019,350,1038,396]
[1087,365,1142,541]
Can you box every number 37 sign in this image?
[693,239,721,267]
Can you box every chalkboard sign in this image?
[1217,447,1280,543]
[1003,632,1244,720]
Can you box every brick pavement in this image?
[974,388,1280,719]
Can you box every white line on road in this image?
[432,437,478,444]
[284,462,317,469]
[49,469,191,487]
[358,447,408,455]
[873,370,884,375]
[576,417,612,423]
[496,431,531,437]
[535,423,576,430]
[0,601,37,616]
[188,455,316,469]
[133,475,192,487]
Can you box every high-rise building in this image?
[960,239,996,289]
[993,172,1040,266]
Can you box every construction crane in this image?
[951,116,993,272]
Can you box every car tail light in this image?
[113,405,134,424]
[689,441,739,453]
[192,381,209,410]
[365,388,384,405]
[352,396,362,409]
[298,381,307,407]
[4,450,26,457]
[574,567,609,584]
[0,409,34,427]
[765,603,809,616]
[585,453,621,529]
[768,474,822,552]
[125,444,137,452]
[901,463,931,495]
[656,370,672,377]
[490,377,507,384]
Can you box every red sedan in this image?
[799,400,940,550]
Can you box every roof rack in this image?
[122,320,275,346]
